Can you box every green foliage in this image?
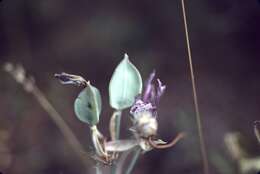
[74,83,102,125]
[109,54,142,110]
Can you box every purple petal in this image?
[130,71,166,119]
[156,78,166,104]
[143,70,156,102]
[130,99,143,115]
[130,99,155,118]
[149,85,156,105]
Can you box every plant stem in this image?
[110,110,122,141]
[110,110,122,174]
[125,148,141,174]
[115,110,122,139]
[96,162,103,174]
[181,1,209,174]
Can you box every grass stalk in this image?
[181,0,210,174]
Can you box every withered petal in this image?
[54,72,87,86]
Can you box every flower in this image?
[130,70,166,117]
[129,71,184,151]
[130,71,166,138]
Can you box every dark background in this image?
[0,0,260,174]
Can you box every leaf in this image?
[74,83,102,125]
[109,54,142,110]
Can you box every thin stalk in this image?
[110,110,122,174]
[115,110,122,139]
[96,162,103,174]
[110,110,122,140]
[125,148,141,174]
[181,1,209,174]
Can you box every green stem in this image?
[115,110,122,139]
[111,110,122,174]
[96,162,102,174]
[125,148,142,174]
[111,163,117,174]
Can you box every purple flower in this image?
[130,71,166,118]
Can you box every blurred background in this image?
[0,0,260,174]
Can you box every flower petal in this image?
[156,78,166,104]
[143,70,156,103]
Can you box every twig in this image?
[181,1,210,174]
